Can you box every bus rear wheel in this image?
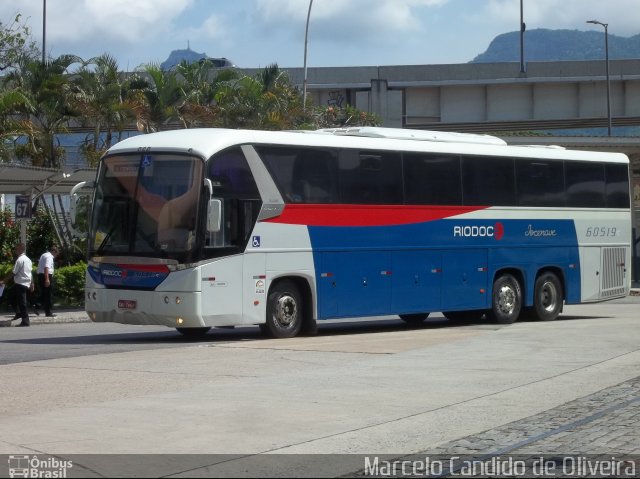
[530,272,563,321]
[488,274,522,324]
[264,280,303,338]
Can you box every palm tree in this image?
[5,53,83,255]
[0,88,32,161]
[173,59,219,128]
[68,53,132,166]
[212,64,305,130]
[126,63,182,133]
[7,53,81,168]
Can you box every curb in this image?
[0,309,89,327]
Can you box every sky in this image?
[2,0,640,70]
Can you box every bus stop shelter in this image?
[0,164,95,196]
[0,164,96,242]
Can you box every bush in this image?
[54,262,87,307]
[0,261,86,308]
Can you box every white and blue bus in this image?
[74,127,632,337]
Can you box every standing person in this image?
[0,243,34,327]
[38,245,58,318]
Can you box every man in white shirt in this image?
[37,245,58,317]
[0,243,34,327]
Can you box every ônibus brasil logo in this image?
[453,222,504,240]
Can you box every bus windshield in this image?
[89,153,203,260]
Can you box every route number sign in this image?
[15,195,32,219]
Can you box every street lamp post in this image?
[520,0,526,73]
[587,19,612,136]
[302,0,313,112]
[42,0,46,64]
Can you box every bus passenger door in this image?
[392,250,441,313]
[200,256,244,326]
[441,249,488,311]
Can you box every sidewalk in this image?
[0,308,89,327]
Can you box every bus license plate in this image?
[118,299,137,309]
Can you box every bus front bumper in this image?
[85,288,205,328]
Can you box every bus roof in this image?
[106,128,629,164]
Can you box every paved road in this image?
[0,298,638,477]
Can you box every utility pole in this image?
[42,0,47,64]
[302,0,314,112]
[520,0,526,73]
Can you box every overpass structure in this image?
[276,60,640,133]
[269,60,640,263]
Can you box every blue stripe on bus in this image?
[307,219,581,319]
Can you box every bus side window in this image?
[292,149,338,204]
[605,163,630,208]
[339,150,402,204]
[516,160,565,207]
[565,161,605,208]
[404,153,462,205]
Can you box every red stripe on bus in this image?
[263,204,487,227]
[115,264,170,273]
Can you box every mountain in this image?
[472,28,640,63]
[160,48,235,70]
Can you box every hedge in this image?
[0,262,86,308]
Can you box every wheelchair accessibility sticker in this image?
[252,236,261,247]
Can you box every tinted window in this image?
[462,156,516,206]
[339,150,402,204]
[404,153,462,205]
[605,163,630,208]
[257,146,338,203]
[516,160,565,207]
[565,161,605,208]
[208,148,260,199]
[206,148,261,253]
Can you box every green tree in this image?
[0,13,38,72]
[26,205,58,262]
[0,207,20,263]
[7,54,82,168]
[213,64,306,130]
[127,63,182,133]
[68,53,133,166]
[311,104,380,129]
[0,88,32,161]
[173,59,220,128]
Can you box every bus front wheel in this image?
[488,274,522,324]
[265,280,303,338]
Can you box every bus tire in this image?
[531,272,563,321]
[443,310,485,322]
[265,280,303,338]
[488,274,522,324]
[399,313,429,324]
[176,327,211,337]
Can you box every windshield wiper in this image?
[96,225,117,256]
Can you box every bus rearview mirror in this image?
[207,199,222,233]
